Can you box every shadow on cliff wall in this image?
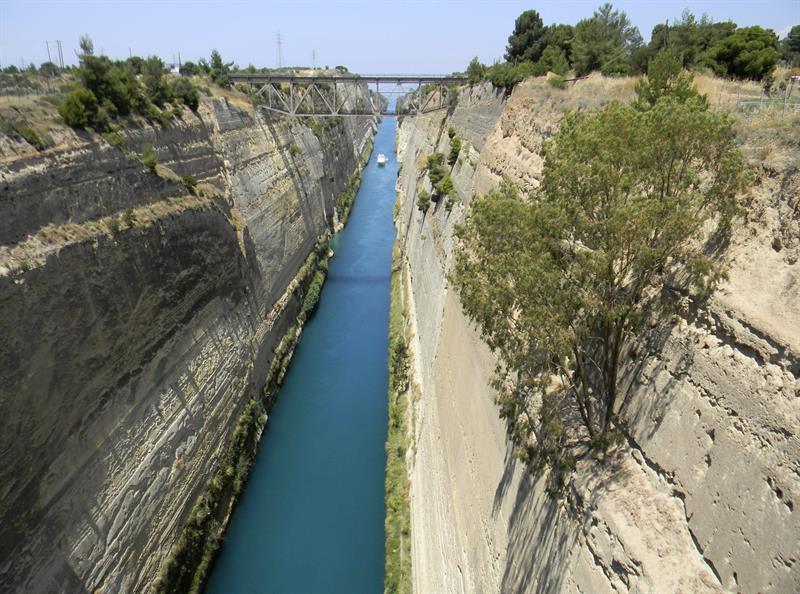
[498,450,579,594]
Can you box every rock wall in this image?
[394,77,799,593]
[0,91,376,592]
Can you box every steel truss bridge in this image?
[228,74,468,117]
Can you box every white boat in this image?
[377,153,388,166]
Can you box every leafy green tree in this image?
[634,49,704,109]
[79,55,136,116]
[143,56,172,106]
[485,61,536,91]
[126,56,145,75]
[416,189,432,213]
[572,3,643,76]
[209,49,232,87]
[710,25,779,79]
[79,34,94,56]
[180,60,199,76]
[39,61,59,77]
[466,57,486,85]
[647,11,736,71]
[170,77,200,111]
[540,24,575,64]
[505,10,547,64]
[453,97,748,489]
[781,25,800,66]
[59,87,98,128]
[448,136,462,165]
[536,45,570,75]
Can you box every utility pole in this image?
[56,40,64,68]
[312,49,316,70]
[276,32,283,69]
[46,41,52,63]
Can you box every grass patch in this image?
[384,242,412,594]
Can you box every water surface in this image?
[205,117,397,594]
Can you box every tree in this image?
[416,189,432,213]
[506,10,547,64]
[540,24,575,64]
[781,25,800,66]
[180,60,199,76]
[466,57,486,85]
[170,77,199,111]
[572,3,643,76]
[209,49,232,87]
[79,34,94,56]
[59,87,98,128]
[634,49,704,109]
[535,46,570,76]
[710,26,779,79]
[143,56,172,106]
[453,96,748,490]
[39,61,59,77]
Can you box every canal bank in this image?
[204,116,398,594]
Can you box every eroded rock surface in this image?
[395,77,799,593]
[0,93,376,592]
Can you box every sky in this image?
[0,0,797,73]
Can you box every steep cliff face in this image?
[0,91,376,592]
[394,77,799,593]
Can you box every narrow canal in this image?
[204,116,398,593]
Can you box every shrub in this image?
[143,56,173,107]
[172,105,184,119]
[16,126,46,150]
[141,144,157,171]
[170,77,200,111]
[289,144,302,156]
[101,130,125,150]
[448,136,462,165]
[182,175,198,195]
[547,75,566,89]
[416,190,431,213]
[59,87,98,129]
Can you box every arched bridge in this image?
[228,73,468,117]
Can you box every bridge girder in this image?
[229,74,467,117]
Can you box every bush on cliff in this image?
[59,87,99,128]
[453,90,749,492]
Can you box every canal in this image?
[204,116,398,593]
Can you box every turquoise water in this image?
[204,117,397,594]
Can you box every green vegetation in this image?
[182,175,198,195]
[470,4,785,93]
[634,49,704,109]
[50,35,209,131]
[289,143,303,156]
[709,26,780,80]
[448,135,462,166]
[157,233,334,594]
[141,144,158,172]
[335,138,372,224]
[425,152,456,203]
[416,189,431,214]
[384,243,412,594]
[782,25,800,66]
[547,75,567,90]
[453,76,749,492]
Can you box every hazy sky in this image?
[1,0,797,73]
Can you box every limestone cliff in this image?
[0,90,376,592]
[394,76,798,593]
